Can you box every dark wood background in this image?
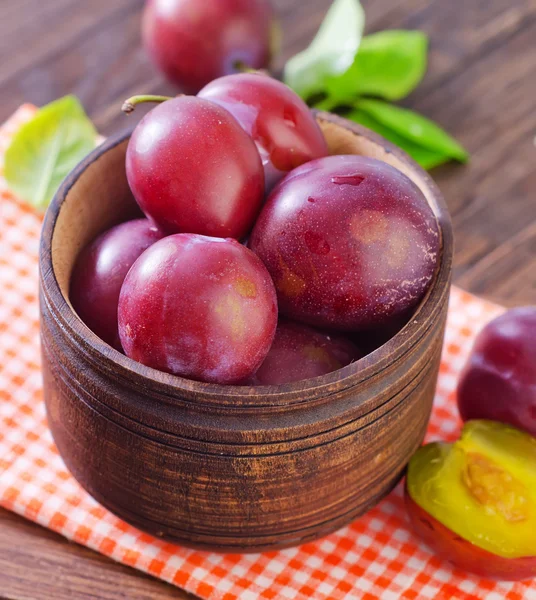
[0,0,535,598]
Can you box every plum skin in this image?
[249,155,440,331]
[142,0,274,94]
[126,96,264,239]
[69,218,165,350]
[198,73,328,191]
[248,320,362,385]
[118,234,278,384]
[405,487,536,581]
[457,306,536,437]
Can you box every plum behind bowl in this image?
[39,112,452,552]
[142,0,274,93]
[457,307,536,437]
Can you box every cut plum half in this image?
[406,420,536,580]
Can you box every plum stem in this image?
[121,95,174,115]
[233,61,269,76]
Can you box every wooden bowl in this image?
[39,112,452,553]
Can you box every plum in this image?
[406,493,536,581]
[69,218,165,350]
[198,73,328,191]
[249,155,440,331]
[125,96,264,239]
[118,234,277,384]
[406,420,536,580]
[458,307,536,437]
[248,320,362,385]
[142,0,275,94]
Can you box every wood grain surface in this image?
[0,0,535,597]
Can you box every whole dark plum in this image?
[249,320,362,385]
[118,234,277,384]
[70,218,165,350]
[199,73,328,191]
[458,307,536,437]
[249,155,441,331]
[142,0,275,94]
[126,96,264,239]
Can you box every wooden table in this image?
[1,0,535,598]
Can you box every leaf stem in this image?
[122,95,174,115]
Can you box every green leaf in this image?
[347,109,449,169]
[4,95,97,211]
[327,30,428,102]
[357,99,469,162]
[283,0,365,100]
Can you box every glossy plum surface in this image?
[70,218,164,350]
[142,0,274,94]
[198,73,328,190]
[118,234,277,384]
[248,320,362,385]
[406,420,536,580]
[249,155,440,331]
[458,307,536,436]
[126,96,264,239]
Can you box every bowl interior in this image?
[51,135,135,297]
[46,113,451,399]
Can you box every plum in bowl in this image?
[39,112,452,552]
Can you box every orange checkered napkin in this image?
[1,105,534,600]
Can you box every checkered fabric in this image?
[1,105,535,600]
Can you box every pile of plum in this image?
[70,73,441,385]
